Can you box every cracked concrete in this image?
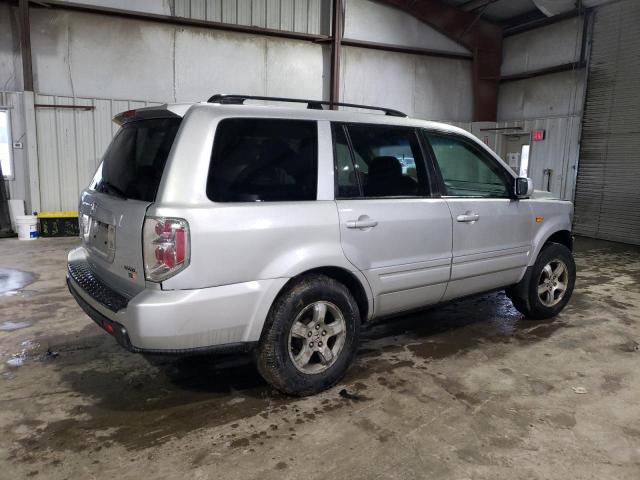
[0,236,639,479]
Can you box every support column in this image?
[379,0,503,122]
[329,0,343,109]
[18,0,40,212]
[19,0,34,92]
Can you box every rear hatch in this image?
[79,110,183,297]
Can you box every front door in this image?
[333,123,452,317]
[424,131,533,301]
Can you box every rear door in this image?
[79,115,182,297]
[423,131,532,301]
[334,123,452,317]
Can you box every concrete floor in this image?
[0,237,639,479]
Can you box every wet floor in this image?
[0,268,35,295]
[1,236,639,479]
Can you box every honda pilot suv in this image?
[67,95,576,395]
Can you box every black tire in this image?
[507,242,576,320]
[255,274,361,396]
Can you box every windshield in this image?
[91,118,181,202]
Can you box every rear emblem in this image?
[124,265,137,280]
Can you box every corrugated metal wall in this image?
[174,0,327,34]
[34,94,160,212]
[573,0,640,244]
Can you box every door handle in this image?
[346,217,378,229]
[456,213,480,223]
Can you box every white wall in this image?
[341,47,473,121]
[344,0,469,55]
[54,0,329,34]
[34,94,162,211]
[55,0,171,15]
[29,10,327,103]
[498,17,586,122]
[3,0,477,213]
[491,16,588,202]
[498,70,586,120]
[501,17,583,77]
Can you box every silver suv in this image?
[67,95,576,395]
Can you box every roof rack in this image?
[207,94,408,118]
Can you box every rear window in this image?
[207,118,318,202]
[91,118,181,202]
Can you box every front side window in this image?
[335,124,429,198]
[426,133,511,198]
[207,119,318,202]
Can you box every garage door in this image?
[573,0,640,245]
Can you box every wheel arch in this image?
[279,266,373,324]
[544,230,573,251]
[246,266,373,346]
[529,221,573,267]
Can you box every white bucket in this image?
[15,215,38,241]
[8,199,25,232]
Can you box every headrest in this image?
[369,156,402,177]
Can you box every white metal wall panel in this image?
[445,117,579,202]
[573,0,640,244]
[344,0,470,54]
[484,117,580,201]
[52,0,327,33]
[34,94,161,212]
[174,0,326,34]
[501,17,583,76]
[341,46,473,122]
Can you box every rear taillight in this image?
[143,217,190,282]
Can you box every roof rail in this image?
[207,94,408,118]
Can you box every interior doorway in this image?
[501,133,532,179]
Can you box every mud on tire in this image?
[255,274,361,396]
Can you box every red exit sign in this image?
[533,129,546,141]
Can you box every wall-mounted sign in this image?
[533,129,546,141]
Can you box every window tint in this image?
[338,124,428,198]
[207,119,317,202]
[92,118,181,202]
[427,133,511,198]
[333,125,360,198]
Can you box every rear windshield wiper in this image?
[98,181,127,200]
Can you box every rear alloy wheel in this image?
[507,242,576,320]
[256,274,360,396]
[288,301,347,374]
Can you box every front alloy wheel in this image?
[507,242,576,320]
[537,259,569,307]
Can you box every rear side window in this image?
[207,119,318,202]
[335,124,429,198]
[92,118,181,202]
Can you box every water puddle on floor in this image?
[0,268,36,296]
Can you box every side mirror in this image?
[515,177,534,198]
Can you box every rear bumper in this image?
[66,248,287,353]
